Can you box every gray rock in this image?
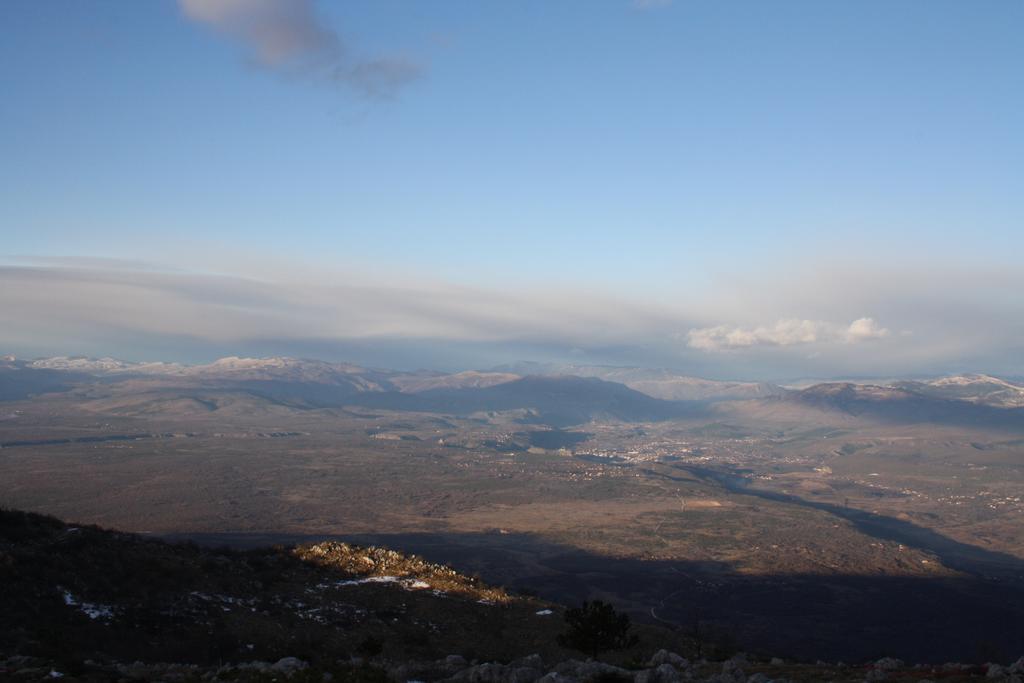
[389,663,422,681]
[634,663,681,683]
[512,655,545,671]
[118,660,155,679]
[987,663,1008,679]
[574,661,633,683]
[273,657,309,674]
[536,674,573,683]
[512,667,544,683]
[595,663,633,680]
[873,658,903,671]
[453,662,533,683]
[647,650,689,670]
[719,657,746,683]
[554,660,588,677]
[464,662,505,683]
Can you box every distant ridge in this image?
[4,353,1024,429]
[890,374,1024,408]
[0,355,698,427]
[777,381,1024,430]
[491,362,788,401]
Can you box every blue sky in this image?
[1,1,1022,378]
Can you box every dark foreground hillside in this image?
[1,507,691,679]
[0,507,575,663]
[2,508,1023,682]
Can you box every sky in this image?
[1,0,1022,379]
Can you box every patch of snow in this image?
[536,609,554,616]
[30,356,130,372]
[61,589,114,621]
[331,576,436,593]
[188,591,257,612]
[335,576,402,586]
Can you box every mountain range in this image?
[2,355,1024,430]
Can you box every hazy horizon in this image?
[5,345,1023,388]
[3,1,1021,379]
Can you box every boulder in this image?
[873,658,903,671]
[449,661,544,683]
[391,662,437,681]
[647,650,689,670]
[634,663,681,683]
[579,661,633,682]
[552,660,632,683]
[446,656,469,669]
[232,661,273,673]
[553,660,587,677]
[719,657,746,683]
[536,674,573,683]
[454,662,507,683]
[512,655,545,671]
[511,667,544,683]
[272,657,309,674]
[987,664,1008,679]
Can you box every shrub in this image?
[557,600,639,660]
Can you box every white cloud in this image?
[178,0,421,97]
[845,316,890,343]
[687,317,890,351]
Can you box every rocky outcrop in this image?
[9,650,1024,683]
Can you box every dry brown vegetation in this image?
[2,371,1024,663]
[293,541,512,604]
